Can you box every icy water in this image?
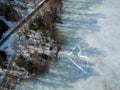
[15,0,120,90]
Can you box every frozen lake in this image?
[15,0,120,90]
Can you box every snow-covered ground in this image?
[14,0,120,90]
[81,0,120,90]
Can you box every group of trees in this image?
[29,0,65,49]
[49,0,66,52]
[15,54,49,74]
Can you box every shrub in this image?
[29,21,37,30]
[41,54,50,60]
[15,54,26,67]
[7,12,19,21]
[0,50,7,69]
[25,60,48,74]
[15,54,49,75]
[0,3,4,16]
[0,50,7,61]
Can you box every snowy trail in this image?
[15,0,120,90]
